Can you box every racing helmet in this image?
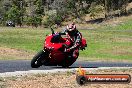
[66,23,77,36]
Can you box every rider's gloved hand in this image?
[64,48,70,52]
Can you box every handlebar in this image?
[50,27,55,35]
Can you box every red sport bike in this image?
[31,28,87,68]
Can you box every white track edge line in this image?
[0,67,132,77]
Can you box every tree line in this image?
[0,0,131,27]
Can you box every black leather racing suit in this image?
[60,28,82,59]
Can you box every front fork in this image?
[42,49,50,65]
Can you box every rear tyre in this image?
[61,56,77,68]
[31,50,45,68]
[61,58,70,68]
[61,63,70,68]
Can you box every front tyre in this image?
[31,50,45,68]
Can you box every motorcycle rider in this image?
[60,22,82,59]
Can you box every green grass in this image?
[0,19,132,61]
[79,20,132,61]
[0,27,50,52]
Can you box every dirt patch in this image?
[5,69,132,88]
[98,46,132,56]
[114,37,132,43]
[0,47,34,60]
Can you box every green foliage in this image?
[44,14,63,27]
[25,15,42,27]
[24,16,32,26]
[43,10,63,27]
[26,0,44,27]
[32,15,42,27]
[4,0,26,25]
[34,0,44,15]
[66,0,76,10]
[0,0,131,27]
[104,0,129,18]
[5,5,20,21]
[89,5,104,19]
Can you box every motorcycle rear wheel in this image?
[61,56,77,68]
[31,50,46,68]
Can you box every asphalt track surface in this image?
[0,60,132,73]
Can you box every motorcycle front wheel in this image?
[31,50,46,68]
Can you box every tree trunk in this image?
[104,0,110,18]
[120,0,129,15]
